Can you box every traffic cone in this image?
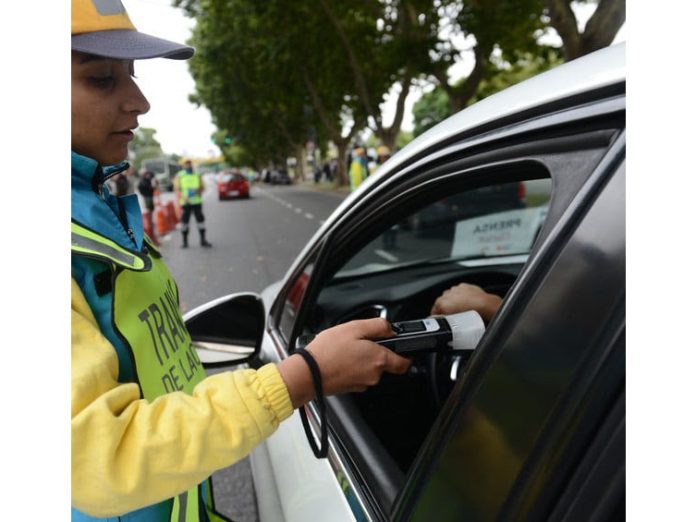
[174,200,183,221]
[166,201,179,226]
[155,205,170,236]
[142,211,154,238]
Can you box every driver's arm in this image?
[431,283,502,322]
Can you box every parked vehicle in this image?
[217,169,250,200]
[271,169,292,185]
[186,43,625,521]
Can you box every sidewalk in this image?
[296,179,351,196]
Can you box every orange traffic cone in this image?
[166,201,179,226]
[174,200,182,221]
[142,211,154,238]
[155,205,169,236]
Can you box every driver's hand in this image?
[431,283,502,322]
[277,318,411,408]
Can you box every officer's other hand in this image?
[430,283,503,322]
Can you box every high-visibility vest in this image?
[177,170,203,205]
[349,159,367,191]
[71,221,228,522]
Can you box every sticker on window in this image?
[451,206,548,258]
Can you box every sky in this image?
[123,0,624,159]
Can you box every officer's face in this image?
[71,52,150,165]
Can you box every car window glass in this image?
[337,179,552,279]
[299,173,553,492]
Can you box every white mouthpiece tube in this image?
[446,311,485,351]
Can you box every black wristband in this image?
[294,348,328,458]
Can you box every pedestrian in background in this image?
[376,145,391,166]
[71,2,411,520]
[112,165,134,196]
[349,146,369,191]
[137,168,158,244]
[174,159,212,248]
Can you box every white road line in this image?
[375,249,399,263]
[304,213,314,219]
[295,208,303,213]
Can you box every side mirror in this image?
[183,293,265,368]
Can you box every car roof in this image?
[374,42,625,184]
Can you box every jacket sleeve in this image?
[71,278,293,517]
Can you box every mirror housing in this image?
[183,293,265,368]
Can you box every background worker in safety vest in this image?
[349,145,369,191]
[71,1,411,520]
[174,159,212,248]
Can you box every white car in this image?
[186,42,625,521]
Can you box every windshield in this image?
[336,179,552,278]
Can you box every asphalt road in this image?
[156,180,346,521]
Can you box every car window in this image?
[337,179,551,279]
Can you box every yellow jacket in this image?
[71,278,293,517]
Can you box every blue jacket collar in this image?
[71,151,129,191]
[71,151,144,253]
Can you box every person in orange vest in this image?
[70,1,412,520]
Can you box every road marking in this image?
[295,208,303,213]
[375,249,399,263]
[304,213,314,219]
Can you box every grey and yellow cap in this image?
[71,0,194,60]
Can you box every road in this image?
[156,180,346,521]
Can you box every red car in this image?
[217,170,250,200]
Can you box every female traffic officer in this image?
[70,1,411,520]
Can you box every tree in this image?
[129,127,164,171]
[412,86,451,137]
[544,0,625,60]
[177,0,375,186]
[412,47,561,137]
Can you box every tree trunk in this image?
[449,46,490,112]
[295,145,306,182]
[335,142,349,188]
[375,70,413,151]
[545,0,625,61]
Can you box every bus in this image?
[141,157,180,192]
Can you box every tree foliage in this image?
[129,127,164,170]
[174,0,623,185]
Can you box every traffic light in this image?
[223,136,233,145]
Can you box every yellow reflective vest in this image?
[71,223,293,520]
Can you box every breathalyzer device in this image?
[377,311,485,355]
[296,311,485,356]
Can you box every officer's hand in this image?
[431,283,502,322]
[277,318,411,408]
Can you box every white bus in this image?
[141,157,180,192]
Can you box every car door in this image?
[254,87,624,521]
